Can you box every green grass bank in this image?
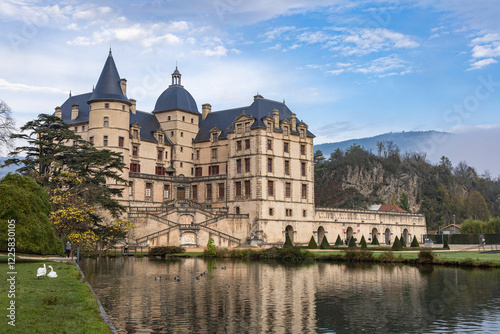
[0,257,111,334]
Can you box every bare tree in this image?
[0,100,16,152]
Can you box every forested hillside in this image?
[314,143,500,230]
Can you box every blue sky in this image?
[1,1,499,168]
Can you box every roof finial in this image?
[69,90,72,97]
[92,85,95,92]
[283,98,286,104]
[109,47,112,56]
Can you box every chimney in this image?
[71,104,79,120]
[290,113,297,131]
[120,78,127,95]
[55,106,62,119]
[272,109,279,127]
[202,103,211,120]
[130,99,136,114]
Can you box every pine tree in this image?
[411,236,420,247]
[335,235,343,246]
[371,234,380,246]
[359,235,367,248]
[307,236,318,249]
[392,236,403,251]
[320,235,330,249]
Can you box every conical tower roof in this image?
[88,50,130,105]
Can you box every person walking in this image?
[65,241,72,258]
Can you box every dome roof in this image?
[153,67,200,114]
[153,85,199,114]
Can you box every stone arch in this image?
[285,225,294,244]
[385,228,391,245]
[403,228,409,245]
[179,214,194,225]
[346,227,353,244]
[317,226,325,244]
[371,228,378,243]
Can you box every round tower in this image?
[87,50,132,199]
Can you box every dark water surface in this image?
[81,257,500,333]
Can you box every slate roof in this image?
[194,96,315,142]
[58,93,170,144]
[153,85,199,114]
[88,51,130,105]
[130,110,171,144]
[60,92,92,125]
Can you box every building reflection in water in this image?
[82,257,500,333]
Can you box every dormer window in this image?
[237,124,243,134]
[212,133,218,143]
[245,122,250,132]
[133,129,139,139]
[158,134,163,143]
[300,128,305,138]
[283,126,289,136]
[266,123,271,132]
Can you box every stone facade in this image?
[57,52,427,248]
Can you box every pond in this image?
[81,257,500,333]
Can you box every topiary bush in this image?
[392,236,403,251]
[320,235,330,249]
[348,236,356,248]
[307,235,318,249]
[206,237,217,256]
[283,234,293,248]
[371,234,380,246]
[335,235,343,246]
[443,237,450,250]
[359,235,367,249]
[411,236,420,247]
[400,235,407,247]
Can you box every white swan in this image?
[47,265,57,278]
[37,264,46,279]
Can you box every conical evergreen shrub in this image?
[335,235,343,246]
[411,236,419,247]
[359,235,367,248]
[392,236,403,251]
[348,236,356,248]
[307,236,318,249]
[320,235,330,249]
[371,234,380,246]
[400,235,407,247]
[283,234,293,248]
[443,237,450,250]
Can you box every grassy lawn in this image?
[0,259,111,334]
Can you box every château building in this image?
[56,51,426,247]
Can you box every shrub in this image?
[261,247,313,261]
[344,249,373,262]
[307,236,318,249]
[392,236,403,251]
[147,246,185,258]
[283,234,293,248]
[348,236,356,248]
[400,235,407,247]
[320,235,330,249]
[371,234,380,246]
[443,237,450,250]
[378,252,396,263]
[335,235,343,246]
[206,237,217,256]
[410,236,420,248]
[417,249,435,264]
[359,235,367,249]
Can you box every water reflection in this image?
[81,258,500,333]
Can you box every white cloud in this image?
[341,28,419,55]
[0,78,65,94]
[326,69,345,75]
[260,26,297,42]
[467,58,498,71]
